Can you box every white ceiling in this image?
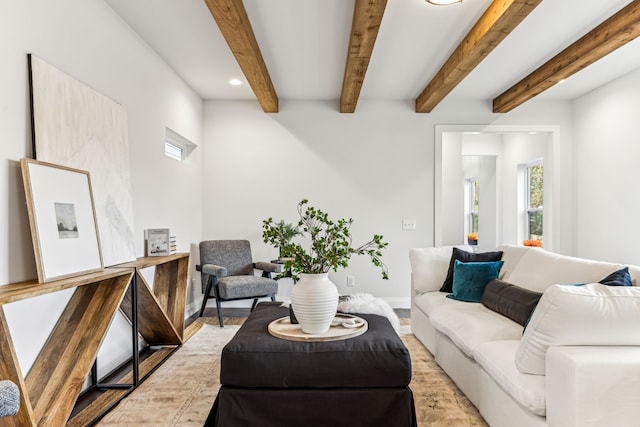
[105,0,640,107]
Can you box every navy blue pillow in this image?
[440,247,504,293]
[447,260,504,303]
[563,267,633,287]
[599,267,632,287]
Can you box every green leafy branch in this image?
[262,199,389,280]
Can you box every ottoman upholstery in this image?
[206,302,416,427]
[221,302,411,388]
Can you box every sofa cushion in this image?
[447,260,504,303]
[430,302,523,358]
[503,249,624,293]
[475,340,546,416]
[496,244,534,280]
[440,248,504,293]
[481,279,542,326]
[410,246,471,294]
[628,265,640,285]
[413,291,460,317]
[516,283,640,375]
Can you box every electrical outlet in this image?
[402,219,417,230]
[346,275,355,287]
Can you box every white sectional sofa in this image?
[409,244,640,427]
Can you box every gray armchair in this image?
[197,240,282,327]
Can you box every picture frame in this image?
[146,228,171,257]
[21,158,103,283]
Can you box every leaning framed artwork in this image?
[21,158,103,283]
[29,54,137,267]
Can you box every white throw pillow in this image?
[410,246,469,294]
[516,283,640,375]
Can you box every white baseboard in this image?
[185,299,201,318]
[382,297,411,309]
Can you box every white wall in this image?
[441,133,463,246]
[574,68,640,265]
[463,134,502,252]
[202,99,573,307]
[1,0,203,377]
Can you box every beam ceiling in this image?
[340,0,388,113]
[204,0,279,112]
[415,0,542,113]
[494,0,640,113]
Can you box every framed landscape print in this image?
[21,158,103,283]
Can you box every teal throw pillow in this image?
[447,260,504,303]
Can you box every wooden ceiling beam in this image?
[415,0,541,113]
[340,0,388,113]
[204,0,278,112]
[494,0,640,113]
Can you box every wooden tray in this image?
[268,313,368,342]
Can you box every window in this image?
[164,127,196,161]
[467,177,479,235]
[164,141,183,161]
[525,161,543,241]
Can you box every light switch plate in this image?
[402,219,417,230]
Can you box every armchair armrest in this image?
[199,264,228,277]
[254,261,284,274]
[546,346,640,426]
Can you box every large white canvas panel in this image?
[29,55,136,266]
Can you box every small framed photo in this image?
[146,228,171,257]
[21,158,103,283]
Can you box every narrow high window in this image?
[164,127,196,161]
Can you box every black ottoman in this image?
[205,302,416,427]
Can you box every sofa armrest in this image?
[546,346,640,427]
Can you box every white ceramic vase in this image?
[291,273,339,334]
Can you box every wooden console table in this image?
[115,253,189,386]
[0,268,133,426]
[68,253,190,426]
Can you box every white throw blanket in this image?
[337,293,401,333]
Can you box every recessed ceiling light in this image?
[557,79,566,85]
[229,79,242,86]
[426,0,463,5]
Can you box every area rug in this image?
[96,320,487,426]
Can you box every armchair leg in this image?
[199,276,214,317]
[270,294,276,302]
[250,298,259,311]
[215,298,224,328]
